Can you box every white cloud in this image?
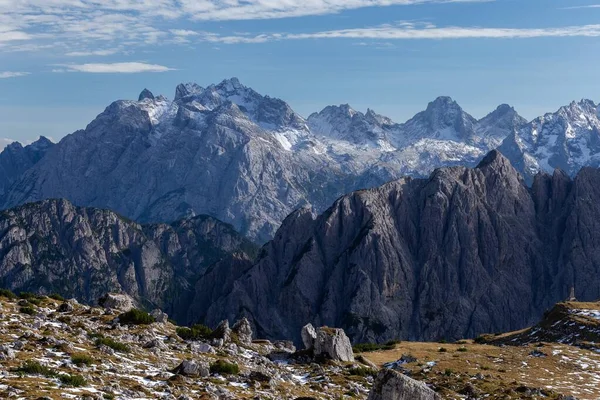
[65,48,121,56]
[0,71,30,78]
[2,0,598,58]
[0,0,488,54]
[192,22,600,43]
[561,4,600,9]
[179,0,489,21]
[57,62,174,73]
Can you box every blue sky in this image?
[1,0,600,145]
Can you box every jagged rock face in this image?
[194,151,600,344]
[0,198,257,323]
[368,369,441,400]
[0,137,53,197]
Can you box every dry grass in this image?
[363,340,600,399]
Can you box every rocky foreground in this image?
[0,292,439,399]
[0,291,597,399]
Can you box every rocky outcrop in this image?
[211,320,232,345]
[195,151,600,344]
[314,327,354,362]
[301,323,317,350]
[151,309,169,324]
[99,293,135,312]
[0,198,257,325]
[368,369,441,400]
[232,318,253,346]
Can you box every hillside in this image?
[484,301,600,351]
[0,291,594,399]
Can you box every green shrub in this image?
[16,361,56,377]
[474,335,487,344]
[457,346,468,352]
[49,293,65,301]
[210,360,239,375]
[444,368,454,376]
[348,366,376,377]
[95,336,130,353]
[19,306,36,315]
[438,347,448,353]
[0,288,16,299]
[59,374,87,387]
[118,309,155,325]
[71,353,94,366]
[352,340,399,353]
[176,324,213,341]
[19,292,44,306]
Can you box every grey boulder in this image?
[98,293,135,312]
[301,323,317,350]
[368,369,441,400]
[314,327,354,362]
[172,360,210,377]
[150,309,169,324]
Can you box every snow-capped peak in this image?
[397,96,477,145]
[174,82,203,101]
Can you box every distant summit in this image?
[0,78,598,241]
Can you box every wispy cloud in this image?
[561,4,600,9]
[0,0,487,54]
[0,71,30,78]
[65,48,122,57]
[56,62,175,73]
[191,22,600,43]
[179,0,489,21]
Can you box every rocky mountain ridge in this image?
[3,78,596,242]
[190,150,600,345]
[0,198,257,324]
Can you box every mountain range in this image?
[2,78,598,243]
[4,151,600,346]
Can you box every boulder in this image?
[98,293,135,312]
[368,369,441,400]
[190,342,216,354]
[232,318,253,346]
[301,323,317,350]
[0,344,15,360]
[143,338,167,350]
[58,302,74,313]
[172,360,210,377]
[150,309,169,324]
[211,320,232,344]
[314,327,354,362]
